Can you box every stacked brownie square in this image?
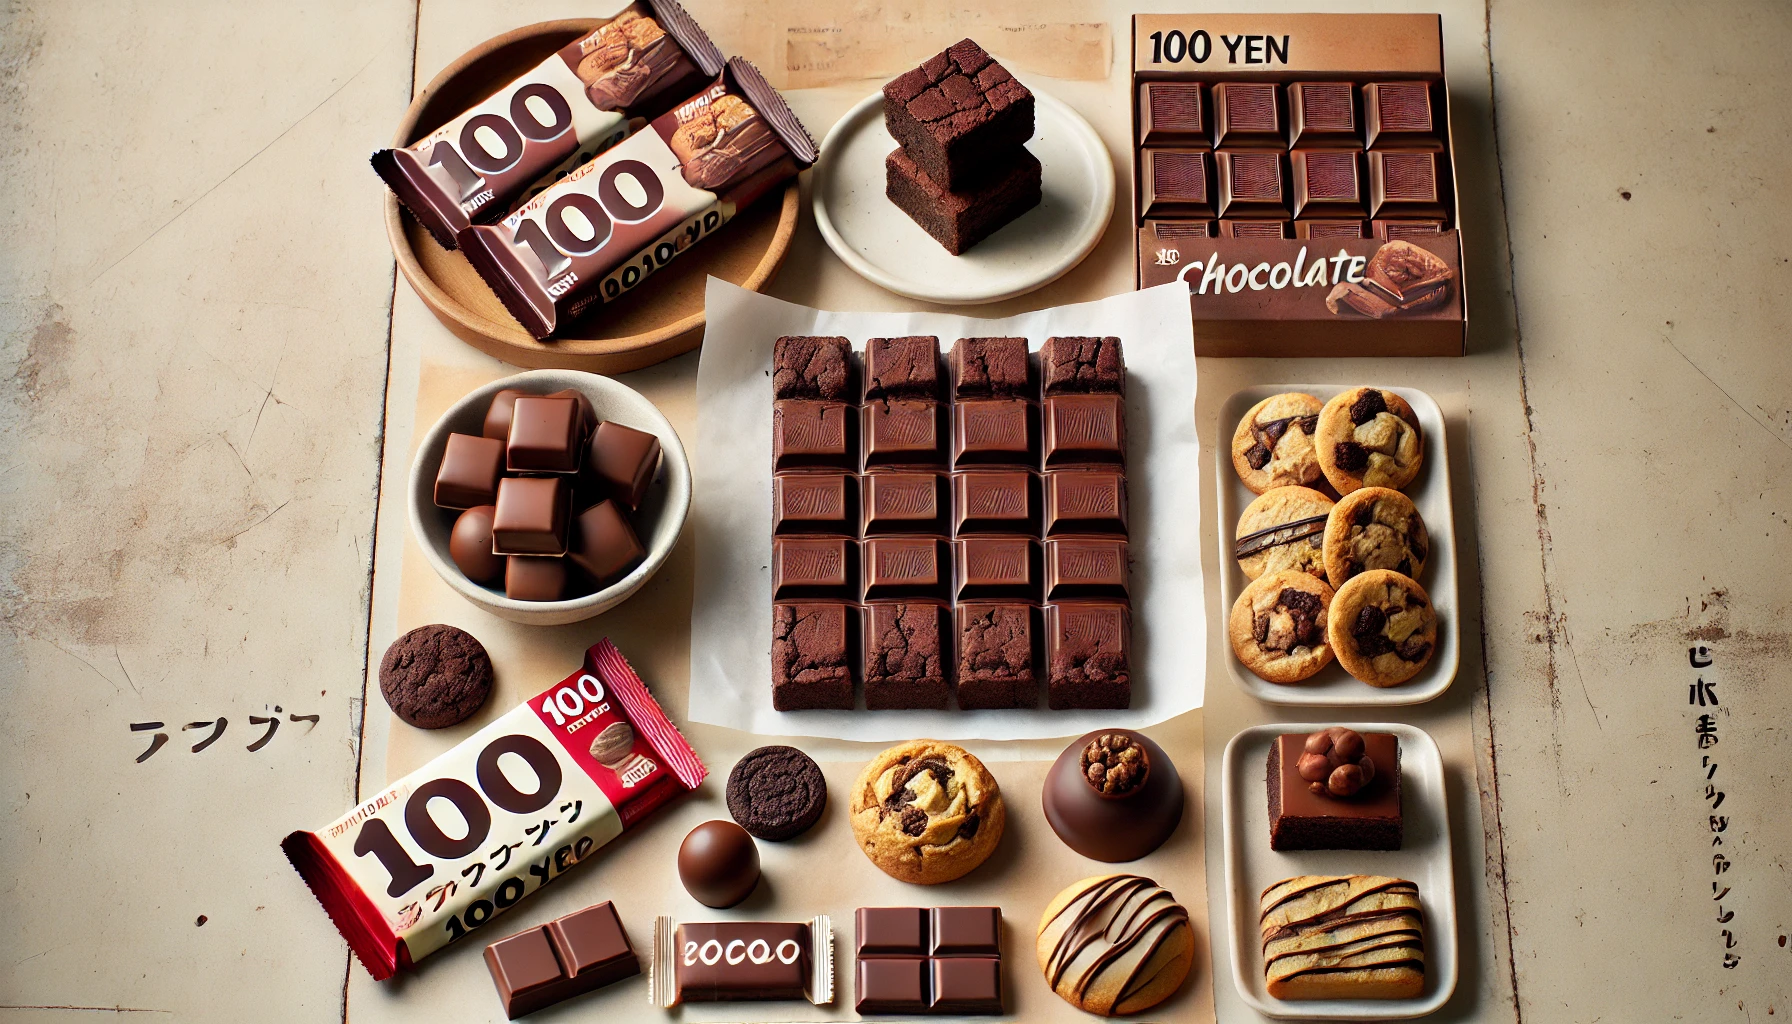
[770,334,1133,712]
[883,39,1041,254]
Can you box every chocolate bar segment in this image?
[1043,469,1128,535]
[862,472,948,535]
[1291,150,1365,219]
[1147,218,1216,239]
[1215,150,1288,218]
[951,470,1037,534]
[1218,219,1289,239]
[951,400,1035,467]
[651,916,834,1005]
[953,536,1040,601]
[1211,82,1282,147]
[863,400,945,468]
[484,900,640,1019]
[882,38,1035,191]
[1043,393,1125,466]
[1138,82,1209,147]
[1044,537,1129,600]
[1364,81,1442,150]
[773,401,855,471]
[1046,601,1132,709]
[1296,220,1369,239]
[862,536,949,601]
[1373,218,1445,239]
[853,906,1004,1015]
[1368,150,1448,219]
[1288,82,1359,148]
[773,602,856,710]
[774,472,856,535]
[772,536,857,599]
[1140,149,1214,219]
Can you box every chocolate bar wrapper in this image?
[458,57,818,340]
[374,0,723,249]
[648,915,835,1007]
[282,641,706,981]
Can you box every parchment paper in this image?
[688,279,1203,740]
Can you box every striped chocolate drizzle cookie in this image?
[1259,875,1425,1000]
[1037,874,1193,1015]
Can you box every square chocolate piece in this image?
[1148,218,1216,240]
[1368,150,1448,219]
[773,602,856,710]
[492,476,570,555]
[773,335,853,400]
[1211,82,1282,148]
[774,472,856,535]
[862,472,948,535]
[952,399,1035,467]
[1040,336,1124,395]
[882,38,1035,191]
[1044,537,1129,600]
[931,906,1000,954]
[856,907,928,954]
[863,400,944,467]
[435,432,505,509]
[862,602,949,709]
[505,555,568,602]
[857,958,929,1013]
[1267,731,1402,850]
[1291,150,1365,219]
[953,536,1039,601]
[1137,82,1208,147]
[1363,81,1443,150]
[1043,393,1125,466]
[507,395,584,473]
[1215,150,1287,218]
[483,900,639,1019]
[1288,82,1359,148]
[863,536,949,601]
[956,604,1037,709]
[587,421,661,509]
[1218,219,1288,239]
[568,499,644,583]
[1045,601,1131,709]
[483,388,526,440]
[1043,469,1128,535]
[1140,149,1214,219]
[1373,219,1446,240]
[864,336,941,401]
[951,470,1037,534]
[772,536,857,600]
[930,958,1001,1013]
[886,146,1042,256]
[1295,220,1369,239]
[949,337,1031,399]
[773,401,855,471]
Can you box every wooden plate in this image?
[385,19,800,373]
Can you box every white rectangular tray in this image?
[1222,723,1458,1019]
[1216,385,1459,706]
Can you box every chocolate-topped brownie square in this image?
[1267,728,1402,850]
[950,337,1031,399]
[1041,336,1125,395]
[1045,601,1131,709]
[883,38,1034,191]
[864,336,941,401]
[863,602,950,709]
[956,603,1037,709]
[773,335,853,401]
[773,602,855,710]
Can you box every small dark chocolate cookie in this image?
[378,624,494,729]
[726,745,828,841]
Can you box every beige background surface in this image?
[2,2,1788,1024]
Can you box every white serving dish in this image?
[1222,723,1459,1019]
[1216,385,1459,706]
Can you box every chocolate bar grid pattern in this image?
[854,907,1003,1014]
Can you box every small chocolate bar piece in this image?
[1043,394,1124,467]
[492,476,570,555]
[772,536,857,599]
[1045,601,1131,709]
[1291,150,1365,219]
[568,500,644,583]
[1043,469,1128,535]
[1041,336,1124,395]
[956,603,1037,708]
[862,472,948,535]
[952,400,1034,467]
[1373,218,1446,239]
[588,421,661,509]
[1368,150,1448,219]
[1364,81,1442,150]
[863,603,949,709]
[773,401,855,471]
[886,147,1042,256]
[1287,82,1359,148]
[1295,220,1369,239]
[1267,730,1403,851]
[862,536,949,600]
[774,335,854,401]
[435,432,505,509]
[1137,82,1208,147]
[484,900,639,1019]
[864,336,941,401]
[951,470,1037,534]
[1044,538,1128,600]
[508,395,585,473]
[882,38,1034,191]
[953,536,1039,601]
[1218,219,1289,239]
[949,337,1031,399]
[506,555,569,602]
[483,389,526,440]
[854,906,1004,1014]
[650,915,834,1006]
[862,400,944,467]
[1140,149,1214,219]
[1215,150,1288,218]
[774,472,856,535]
[1211,82,1282,147]
[1148,218,1216,239]
[773,602,856,710]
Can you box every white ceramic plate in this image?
[1222,723,1458,1019]
[811,87,1115,304]
[407,369,691,626]
[1216,385,1459,706]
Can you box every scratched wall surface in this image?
[0,1,415,1018]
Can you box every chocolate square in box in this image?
[1218,219,1288,239]
[773,335,854,401]
[862,472,948,535]
[772,536,857,600]
[507,395,584,473]
[435,432,505,509]
[587,421,661,510]
[856,907,928,954]
[1040,336,1124,395]
[1291,150,1366,219]
[863,400,944,468]
[1045,601,1131,709]
[1368,150,1448,219]
[951,470,1038,534]
[864,336,941,401]
[863,536,949,601]
[1211,82,1282,147]
[1043,393,1125,466]
[483,900,638,1019]
[1215,150,1288,218]
[857,958,929,1012]
[1044,537,1129,600]
[949,337,1031,399]
[951,400,1035,467]
[1043,469,1128,536]
[492,476,570,555]
[953,536,1039,601]
[1267,730,1402,850]
[862,602,950,710]
[1148,218,1216,240]
[1296,219,1369,239]
[773,401,856,471]
[1138,82,1208,147]
[1288,81,1359,148]
[1140,149,1214,219]
[882,38,1034,191]
[774,472,856,535]
[1373,218,1446,239]
[955,603,1038,709]
[773,601,856,710]
[1364,81,1442,150]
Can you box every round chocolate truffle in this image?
[677,820,761,908]
[1042,730,1184,862]
[449,505,503,585]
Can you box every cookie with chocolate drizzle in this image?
[1231,392,1324,494]
[848,740,1005,884]
[1035,874,1194,1015]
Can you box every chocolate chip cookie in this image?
[378,624,494,729]
[726,745,828,841]
[1328,569,1437,686]
[1236,486,1334,582]
[1324,487,1428,585]
[1229,570,1335,683]
[1315,387,1423,493]
[849,740,1005,884]
[1231,393,1324,494]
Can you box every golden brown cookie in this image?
[1229,571,1335,683]
[1327,569,1437,686]
[848,740,1005,884]
[1231,393,1325,493]
[1235,486,1334,582]
[1260,875,1424,1000]
[1323,487,1428,585]
[1314,387,1423,494]
[1037,874,1194,1016]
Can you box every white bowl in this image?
[407,369,691,625]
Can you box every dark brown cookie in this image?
[725,745,828,841]
[378,624,494,729]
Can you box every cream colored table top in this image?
[2,1,1788,1022]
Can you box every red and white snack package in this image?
[283,640,705,980]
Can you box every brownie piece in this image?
[772,602,855,710]
[950,337,1031,399]
[882,38,1034,191]
[956,603,1037,709]
[1041,336,1124,395]
[1045,602,1131,709]
[772,335,853,401]
[886,146,1041,256]
[864,336,941,401]
[1267,731,1403,851]
[863,602,950,709]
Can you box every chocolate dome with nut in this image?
[1043,729,1184,862]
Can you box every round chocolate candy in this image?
[677,820,761,908]
[449,505,503,585]
[1042,729,1184,862]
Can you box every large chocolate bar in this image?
[649,915,835,1006]
[374,0,722,248]
[460,59,817,339]
[854,907,1004,1014]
